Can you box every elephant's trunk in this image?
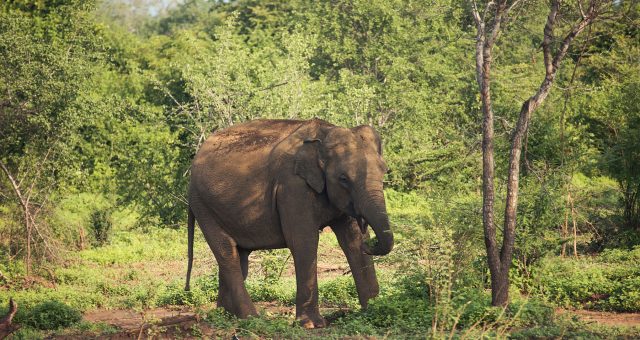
[358,188,394,256]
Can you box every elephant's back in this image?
[189,119,306,240]
[192,119,305,168]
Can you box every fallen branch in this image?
[0,299,19,339]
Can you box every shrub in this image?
[247,278,295,304]
[22,300,82,330]
[90,207,113,247]
[237,315,303,338]
[7,327,44,340]
[156,276,221,307]
[206,308,236,330]
[532,249,640,312]
[157,286,207,307]
[258,249,291,284]
[319,276,359,308]
[195,274,219,295]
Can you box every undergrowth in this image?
[532,246,640,312]
[1,190,639,338]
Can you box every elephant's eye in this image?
[339,174,349,186]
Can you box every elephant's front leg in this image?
[331,216,379,309]
[289,231,326,328]
[278,189,326,328]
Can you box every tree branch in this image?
[0,162,27,210]
[0,299,18,339]
[542,0,561,76]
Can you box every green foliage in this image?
[205,308,305,339]
[510,318,640,340]
[205,308,236,330]
[319,276,359,309]
[257,249,290,284]
[247,277,296,305]
[156,274,219,307]
[7,327,44,340]
[157,283,209,307]
[80,228,186,265]
[89,207,112,247]
[21,300,82,330]
[533,247,640,312]
[1,0,640,337]
[236,315,304,338]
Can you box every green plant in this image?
[532,250,640,312]
[257,249,290,284]
[246,277,295,304]
[90,207,113,247]
[8,327,44,340]
[237,314,304,338]
[157,283,209,307]
[206,308,236,330]
[319,276,359,308]
[22,300,82,330]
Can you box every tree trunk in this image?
[25,210,32,278]
[0,162,33,277]
[562,205,568,257]
[569,192,578,258]
[470,0,602,307]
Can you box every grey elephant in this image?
[185,118,393,328]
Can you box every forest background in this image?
[1,0,639,338]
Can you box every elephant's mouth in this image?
[356,216,369,234]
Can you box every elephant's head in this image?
[295,123,393,256]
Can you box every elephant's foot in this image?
[297,312,327,329]
[357,285,379,309]
[217,293,258,319]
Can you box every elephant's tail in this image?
[185,206,195,291]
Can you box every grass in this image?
[1,190,640,338]
[532,247,640,312]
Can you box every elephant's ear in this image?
[353,125,382,155]
[294,139,325,193]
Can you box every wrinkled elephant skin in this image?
[184,119,393,328]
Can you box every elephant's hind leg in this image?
[191,206,257,318]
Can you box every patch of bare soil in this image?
[84,307,196,331]
[53,307,215,339]
[559,309,640,327]
[68,304,347,339]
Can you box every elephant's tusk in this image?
[356,217,368,234]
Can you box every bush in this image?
[247,278,295,304]
[204,308,304,338]
[532,249,640,312]
[258,249,291,284]
[90,207,113,247]
[22,300,82,330]
[157,275,220,307]
[205,308,236,330]
[237,315,303,338]
[7,327,44,340]
[319,276,359,308]
[157,284,209,307]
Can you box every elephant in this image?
[184,118,393,328]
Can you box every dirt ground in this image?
[557,308,640,327]
[73,302,349,339]
[62,307,640,339]
[38,229,640,338]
